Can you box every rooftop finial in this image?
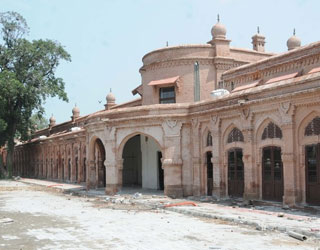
[293,28,296,36]
[217,14,220,22]
[257,26,260,34]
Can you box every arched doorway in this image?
[206,151,213,196]
[228,148,244,197]
[122,134,163,190]
[262,146,283,201]
[94,138,106,188]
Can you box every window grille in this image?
[159,87,175,104]
[227,128,244,143]
[262,122,282,140]
[207,132,212,146]
[305,116,320,136]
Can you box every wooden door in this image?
[306,144,320,205]
[228,148,244,197]
[262,146,283,201]
[206,151,213,196]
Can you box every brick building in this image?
[11,19,320,206]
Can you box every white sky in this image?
[1,0,319,123]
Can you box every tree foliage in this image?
[0,11,71,178]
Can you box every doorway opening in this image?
[228,148,244,197]
[206,151,213,196]
[122,134,163,191]
[262,146,283,202]
[94,138,106,188]
[305,144,320,205]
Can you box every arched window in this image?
[305,116,320,136]
[207,132,212,146]
[227,128,244,143]
[262,122,282,140]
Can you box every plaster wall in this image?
[230,49,273,62]
[140,135,160,189]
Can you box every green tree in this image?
[0,12,70,178]
[30,113,49,131]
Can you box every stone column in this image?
[104,126,118,195]
[210,115,223,198]
[242,127,258,200]
[279,102,297,206]
[87,159,96,190]
[282,124,296,206]
[191,118,201,196]
[162,120,183,198]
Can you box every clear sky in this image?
[1,0,319,124]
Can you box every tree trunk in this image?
[0,154,6,178]
[6,136,14,179]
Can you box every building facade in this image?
[9,19,320,206]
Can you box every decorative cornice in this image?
[223,44,320,83]
[143,58,215,71]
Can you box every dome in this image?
[287,29,301,50]
[106,90,115,103]
[72,104,80,117]
[211,15,226,39]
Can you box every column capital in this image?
[162,119,182,137]
[162,158,183,167]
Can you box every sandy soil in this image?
[0,180,319,250]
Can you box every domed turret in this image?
[252,26,266,52]
[49,114,56,128]
[211,14,226,39]
[71,104,80,121]
[208,14,230,56]
[106,91,115,104]
[105,89,116,110]
[287,29,301,51]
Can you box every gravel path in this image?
[0,180,319,250]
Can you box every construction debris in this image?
[288,231,307,241]
[0,218,14,224]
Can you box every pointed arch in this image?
[256,117,282,143]
[262,122,282,140]
[297,110,320,143]
[118,132,163,190]
[117,131,163,160]
[88,135,106,188]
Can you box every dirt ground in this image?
[0,180,319,250]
